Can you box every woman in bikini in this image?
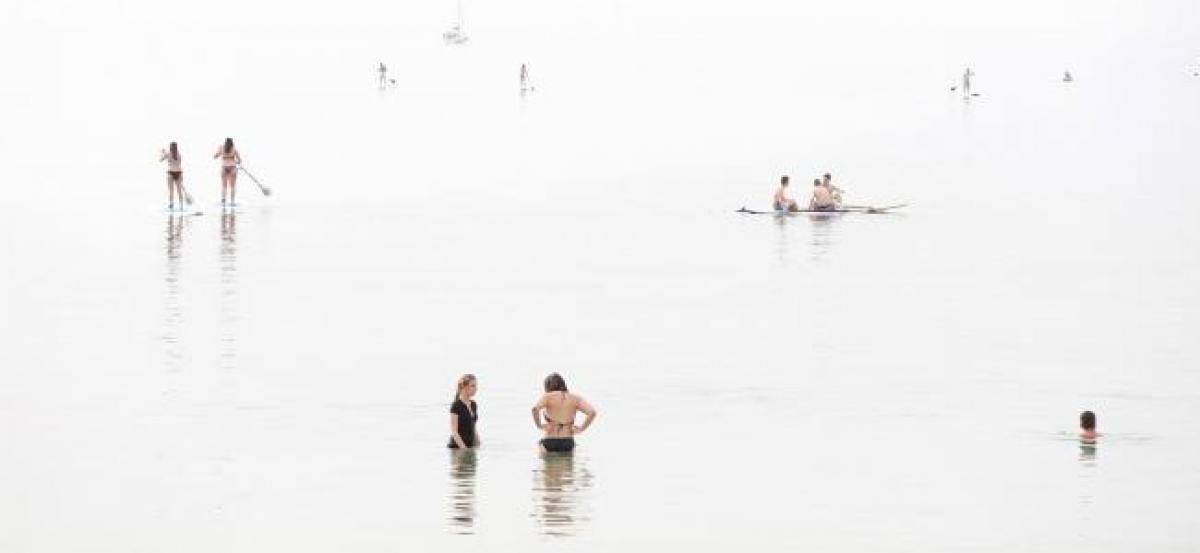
[159,142,184,209]
[531,373,597,452]
[213,137,242,205]
[449,374,480,449]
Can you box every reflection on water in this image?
[773,213,789,264]
[771,212,841,264]
[220,212,238,369]
[163,215,186,373]
[1079,440,1098,464]
[531,452,593,537]
[1077,438,1098,527]
[807,212,839,261]
[447,449,479,534]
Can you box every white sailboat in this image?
[443,0,469,45]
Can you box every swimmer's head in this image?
[823,173,832,182]
[455,374,477,400]
[544,372,568,393]
[1080,410,1096,431]
[813,179,822,187]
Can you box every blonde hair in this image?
[453,374,476,402]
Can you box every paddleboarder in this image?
[159,142,184,210]
[213,138,242,206]
[962,67,974,98]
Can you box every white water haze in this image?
[2,0,1199,551]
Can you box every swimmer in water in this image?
[1079,410,1100,441]
[448,374,480,449]
[531,372,597,453]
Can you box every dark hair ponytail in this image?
[168,142,179,161]
[223,137,234,154]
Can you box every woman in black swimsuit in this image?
[448,374,479,449]
[531,373,597,452]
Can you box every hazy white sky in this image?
[2,0,1197,33]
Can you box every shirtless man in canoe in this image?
[773,175,800,212]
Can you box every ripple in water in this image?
[447,449,478,535]
[531,452,593,537]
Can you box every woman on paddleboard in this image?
[159,142,184,209]
[213,138,242,206]
[531,373,597,453]
[449,374,480,449]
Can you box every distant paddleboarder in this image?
[159,142,184,210]
[961,67,975,98]
[213,138,242,206]
[773,175,799,212]
[1063,70,1073,83]
[520,63,531,92]
[378,62,389,88]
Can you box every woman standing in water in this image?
[213,138,242,206]
[531,373,597,452]
[159,142,184,209]
[448,374,480,449]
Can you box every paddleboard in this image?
[164,207,204,216]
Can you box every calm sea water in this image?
[2,3,1199,551]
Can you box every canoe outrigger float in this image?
[737,203,909,215]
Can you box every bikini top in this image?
[543,391,574,433]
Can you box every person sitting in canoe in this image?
[822,172,844,204]
[809,178,838,211]
[773,175,799,212]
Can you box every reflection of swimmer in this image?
[1079,440,1097,462]
[533,451,592,536]
[531,373,597,453]
[447,449,478,533]
[1079,410,1101,442]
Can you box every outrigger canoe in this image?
[737,203,908,215]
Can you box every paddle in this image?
[238,165,272,196]
[180,182,195,206]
